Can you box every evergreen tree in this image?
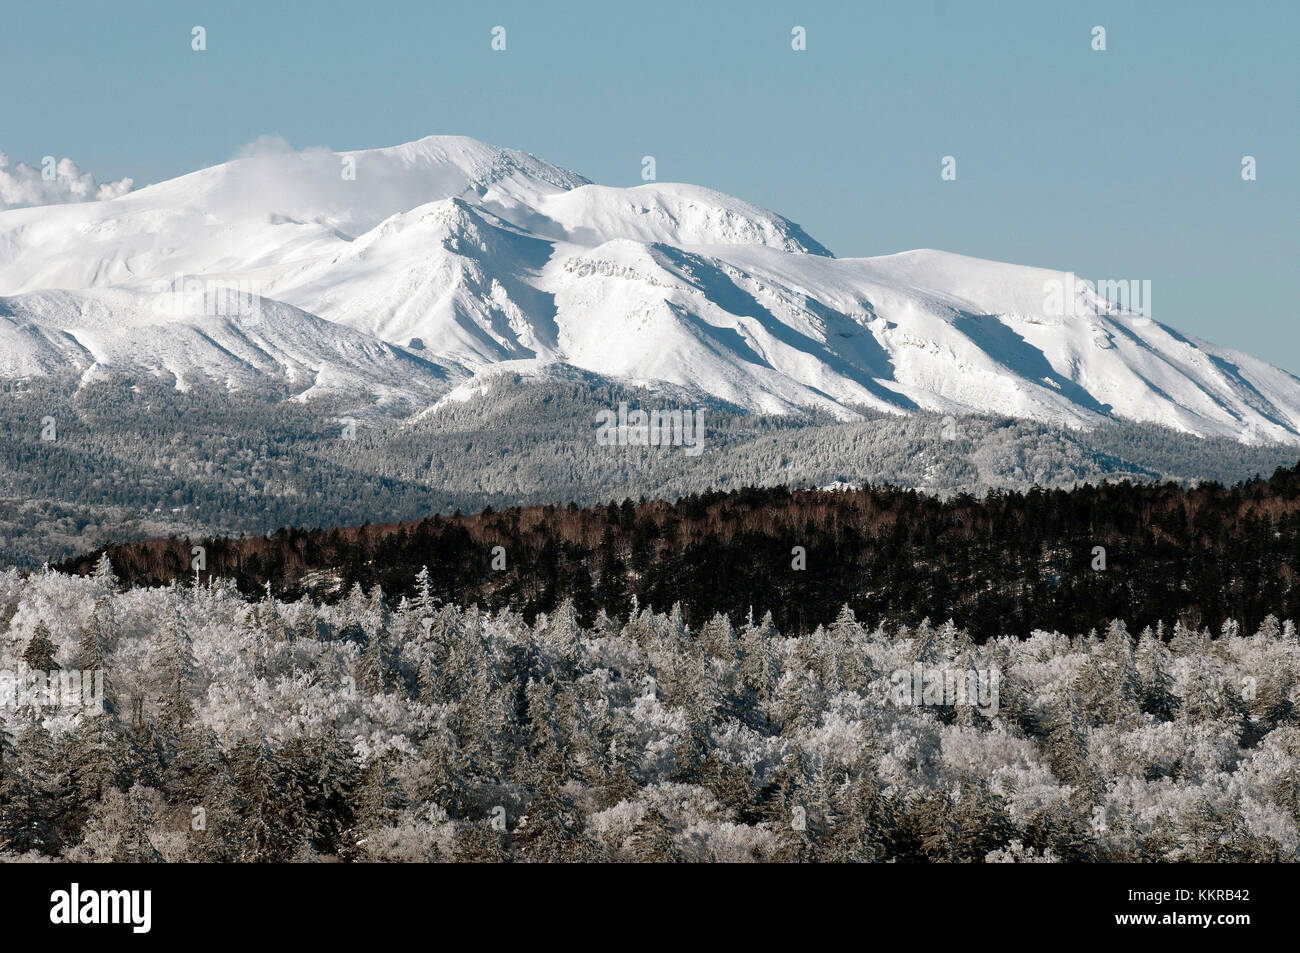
[230,738,299,862]
[23,622,60,673]
[453,817,510,863]
[66,711,118,812]
[628,806,680,862]
[1136,626,1176,720]
[152,609,196,754]
[75,597,115,714]
[512,764,597,862]
[91,553,119,592]
[2,720,61,855]
[115,783,162,863]
[0,721,34,854]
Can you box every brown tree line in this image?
[57,463,1300,641]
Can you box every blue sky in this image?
[3,0,1296,368]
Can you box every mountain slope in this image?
[0,287,457,404]
[0,135,1296,443]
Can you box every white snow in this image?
[0,135,1296,442]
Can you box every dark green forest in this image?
[61,461,1300,642]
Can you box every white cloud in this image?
[230,133,297,160]
[0,151,134,210]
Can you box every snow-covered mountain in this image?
[1,134,1297,443]
[0,287,453,404]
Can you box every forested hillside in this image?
[5,373,1297,569]
[63,463,1300,642]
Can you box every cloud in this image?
[0,151,134,210]
[230,133,297,160]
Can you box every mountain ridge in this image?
[1,135,1296,443]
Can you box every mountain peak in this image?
[1,136,1297,443]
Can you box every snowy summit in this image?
[1,134,1297,443]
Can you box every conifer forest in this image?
[5,465,1300,863]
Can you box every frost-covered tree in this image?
[152,609,196,753]
[23,622,60,673]
[0,562,1297,863]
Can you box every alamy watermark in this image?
[1,668,105,711]
[595,402,705,456]
[150,272,263,320]
[1043,273,1151,318]
[50,883,151,933]
[889,663,1000,717]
